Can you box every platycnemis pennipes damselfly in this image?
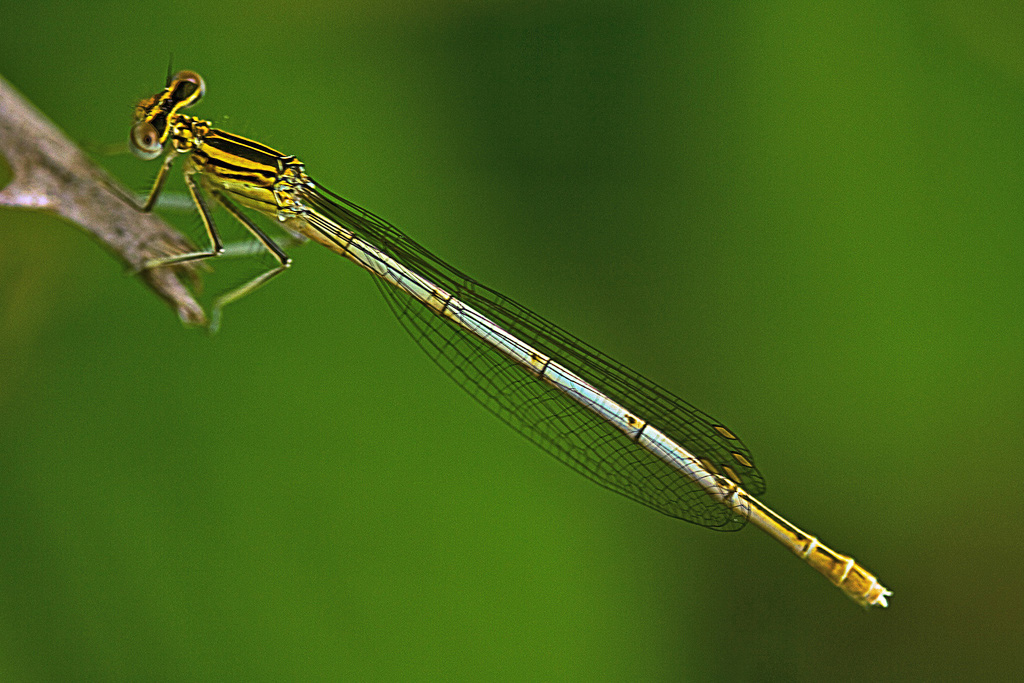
[130,70,890,607]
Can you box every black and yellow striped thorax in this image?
[174,116,308,217]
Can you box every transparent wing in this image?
[304,183,765,529]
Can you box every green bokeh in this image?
[1,2,1021,680]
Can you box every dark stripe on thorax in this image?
[206,129,286,160]
[197,130,285,186]
[203,130,284,164]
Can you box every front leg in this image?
[142,170,225,269]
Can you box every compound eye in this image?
[170,70,205,106]
[129,121,163,160]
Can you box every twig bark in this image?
[0,74,206,326]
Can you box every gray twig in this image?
[0,74,206,326]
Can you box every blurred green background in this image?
[1,1,1021,680]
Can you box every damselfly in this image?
[130,70,890,607]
